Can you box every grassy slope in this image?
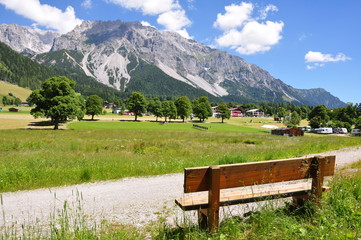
[0,80,32,101]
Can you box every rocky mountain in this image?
[0,24,59,55]
[0,21,345,107]
[0,41,127,100]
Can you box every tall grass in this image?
[0,128,361,192]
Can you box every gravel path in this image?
[1,146,361,229]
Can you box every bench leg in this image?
[310,156,326,206]
[208,166,221,231]
[198,208,208,229]
[292,194,309,207]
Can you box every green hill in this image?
[0,81,32,101]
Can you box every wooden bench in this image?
[175,155,336,231]
[193,124,208,130]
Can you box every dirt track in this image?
[1,146,361,229]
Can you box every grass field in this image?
[0,81,32,101]
[1,121,361,192]
[68,120,265,133]
[1,113,361,239]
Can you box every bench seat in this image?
[176,182,331,211]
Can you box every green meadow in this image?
[68,120,265,133]
[1,120,361,192]
[1,119,361,239]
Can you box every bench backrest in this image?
[184,155,336,193]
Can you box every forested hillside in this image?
[0,42,125,100]
[0,41,53,89]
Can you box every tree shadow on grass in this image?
[26,121,64,130]
[80,119,100,121]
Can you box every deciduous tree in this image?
[217,103,230,123]
[174,96,192,122]
[86,95,103,120]
[283,111,301,128]
[193,96,212,122]
[27,76,85,130]
[147,98,163,121]
[161,101,177,122]
[126,92,147,121]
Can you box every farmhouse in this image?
[246,109,264,117]
[271,128,304,137]
[212,106,244,117]
[229,108,243,117]
[112,107,121,114]
[103,102,114,109]
[211,106,218,117]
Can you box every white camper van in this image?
[333,128,348,134]
[315,128,333,134]
[351,128,361,136]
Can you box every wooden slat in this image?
[184,155,335,193]
[176,182,331,211]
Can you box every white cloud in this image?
[213,3,253,30]
[157,10,191,31]
[175,29,192,39]
[298,33,310,41]
[81,0,92,9]
[305,51,351,70]
[106,0,179,15]
[107,0,192,38]
[187,0,195,10]
[216,20,284,55]
[213,2,284,55]
[140,21,152,27]
[305,51,351,63]
[259,4,278,20]
[0,0,82,33]
[306,63,325,70]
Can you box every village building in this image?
[211,106,218,117]
[246,109,264,117]
[229,108,243,117]
[212,106,244,117]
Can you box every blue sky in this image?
[0,0,360,104]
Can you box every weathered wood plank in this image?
[208,166,220,231]
[310,156,327,205]
[176,182,331,211]
[184,156,335,193]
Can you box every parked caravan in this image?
[315,128,333,134]
[333,128,348,134]
[298,126,311,131]
[351,128,361,136]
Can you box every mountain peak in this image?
[0,24,59,55]
[0,21,345,107]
